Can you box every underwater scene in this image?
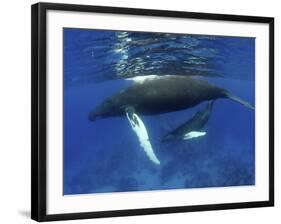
[63,28,255,195]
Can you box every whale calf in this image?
[89,75,254,121]
[162,101,214,142]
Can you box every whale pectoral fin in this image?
[183,131,206,140]
[125,107,160,165]
[124,106,139,126]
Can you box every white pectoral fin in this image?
[183,131,206,140]
[126,110,160,165]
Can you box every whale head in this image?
[88,98,123,121]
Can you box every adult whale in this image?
[89,75,254,121]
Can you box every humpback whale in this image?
[89,75,254,165]
[162,101,214,142]
[89,75,253,121]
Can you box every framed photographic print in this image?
[31,2,274,222]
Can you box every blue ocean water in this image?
[63,28,255,195]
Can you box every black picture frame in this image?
[31,2,274,222]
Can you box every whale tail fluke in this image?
[226,93,254,110]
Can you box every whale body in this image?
[89,75,254,121]
[162,100,214,142]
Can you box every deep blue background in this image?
[63,28,255,195]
